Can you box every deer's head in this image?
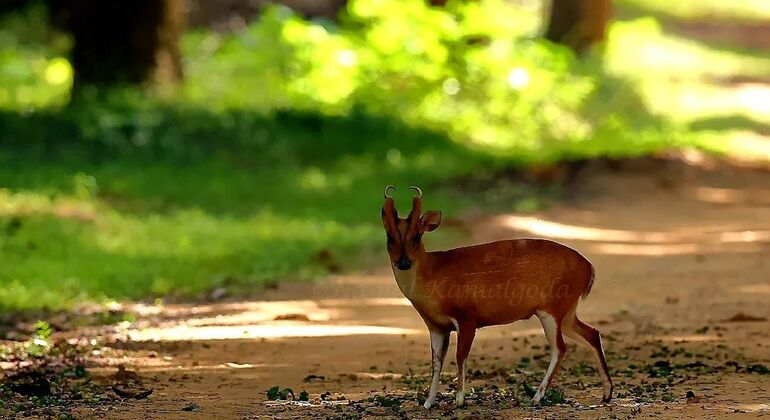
[381,186,442,271]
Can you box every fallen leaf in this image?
[112,386,154,399]
[724,313,767,322]
[274,313,310,321]
[181,402,200,411]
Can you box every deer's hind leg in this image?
[533,310,567,404]
[454,321,476,406]
[562,312,613,402]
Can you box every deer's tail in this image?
[581,264,595,300]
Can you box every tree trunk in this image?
[54,0,185,91]
[545,0,611,53]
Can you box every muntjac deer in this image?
[382,186,612,408]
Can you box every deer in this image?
[381,185,612,409]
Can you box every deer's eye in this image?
[411,234,421,245]
[386,235,395,244]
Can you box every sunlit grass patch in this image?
[616,0,770,22]
[0,203,377,310]
[0,178,380,310]
[605,17,770,162]
[0,110,492,311]
[689,130,770,163]
[606,18,770,83]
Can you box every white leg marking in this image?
[533,311,562,404]
[595,333,612,400]
[456,362,465,406]
[424,330,449,409]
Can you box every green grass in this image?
[0,109,505,311]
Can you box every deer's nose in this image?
[395,258,412,271]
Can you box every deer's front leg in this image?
[424,329,450,409]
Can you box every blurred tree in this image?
[0,0,184,90]
[545,0,611,53]
[49,0,185,91]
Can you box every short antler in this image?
[409,186,422,198]
[384,185,396,199]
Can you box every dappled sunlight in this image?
[692,186,770,205]
[120,300,335,325]
[506,328,545,338]
[605,14,770,164]
[719,230,770,243]
[502,215,770,244]
[719,131,770,163]
[619,0,770,22]
[504,215,673,242]
[732,403,770,413]
[111,297,411,326]
[589,242,699,256]
[737,283,770,294]
[110,296,420,343]
[89,362,273,373]
[675,83,770,122]
[351,372,403,380]
[126,324,420,342]
[608,18,770,81]
[589,241,765,256]
[500,214,769,256]
[653,334,723,343]
[0,188,95,221]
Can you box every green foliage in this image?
[267,386,295,401]
[542,387,566,405]
[747,364,770,375]
[0,320,53,358]
[0,2,73,109]
[298,390,309,401]
[519,381,536,398]
[182,0,677,162]
[25,321,53,357]
[3,0,684,160]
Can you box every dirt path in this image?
[68,158,770,419]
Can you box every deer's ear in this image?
[420,210,442,232]
[382,198,398,229]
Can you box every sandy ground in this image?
[57,158,770,419]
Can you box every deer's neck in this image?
[391,251,430,301]
[392,265,419,301]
